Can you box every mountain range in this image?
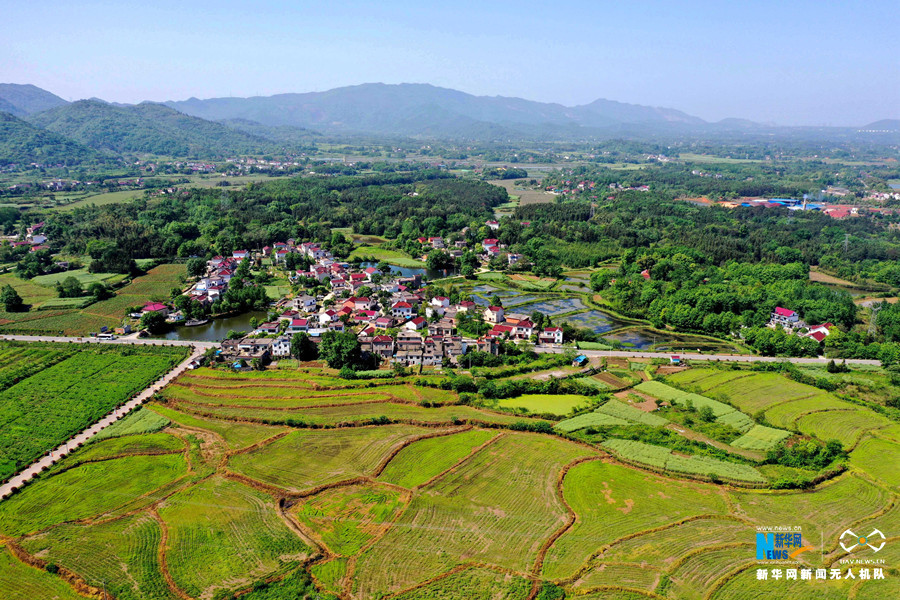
[0,82,897,164]
[164,82,707,138]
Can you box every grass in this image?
[602,517,748,564]
[795,410,893,447]
[19,513,176,600]
[667,370,816,414]
[730,425,792,451]
[667,545,754,600]
[597,399,669,426]
[555,411,628,432]
[353,433,594,598]
[392,566,532,599]
[378,428,498,488]
[55,188,145,211]
[311,558,347,596]
[730,475,888,549]
[495,394,595,416]
[602,439,766,484]
[159,476,310,599]
[292,484,405,555]
[148,404,287,450]
[349,245,424,267]
[92,407,170,441]
[0,345,187,482]
[29,268,124,288]
[173,400,540,427]
[52,432,183,468]
[850,437,900,488]
[634,381,735,417]
[543,460,729,580]
[0,454,187,537]
[0,545,85,600]
[0,264,186,335]
[228,425,431,492]
[576,562,661,590]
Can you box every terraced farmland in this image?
[2,359,898,600]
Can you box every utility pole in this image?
[844,233,850,254]
[869,304,882,336]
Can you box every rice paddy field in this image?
[2,359,899,600]
[667,369,895,449]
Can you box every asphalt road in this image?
[0,334,218,350]
[532,346,882,365]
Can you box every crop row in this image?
[602,439,766,484]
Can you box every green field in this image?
[0,545,85,600]
[229,425,432,492]
[495,393,594,416]
[0,343,188,482]
[159,476,310,598]
[0,264,186,335]
[4,358,898,600]
[349,245,425,267]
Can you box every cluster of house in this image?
[220,293,475,366]
[769,307,833,342]
[6,222,50,253]
[482,305,564,345]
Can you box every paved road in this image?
[0,344,207,500]
[0,334,218,350]
[533,346,882,366]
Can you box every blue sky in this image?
[2,0,897,125]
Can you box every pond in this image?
[561,310,632,334]
[359,262,457,280]
[517,297,587,316]
[152,311,270,342]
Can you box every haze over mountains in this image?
[0,82,897,164]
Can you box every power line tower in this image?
[869,303,882,336]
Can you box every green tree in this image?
[1,285,25,312]
[87,282,113,300]
[140,311,168,333]
[318,331,362,370]
[186,258,206,278]
[290,332,318,360]
[56,276,84,298]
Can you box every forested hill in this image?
[0,111,100,166]
[43,171,506,258]
[0,83,68,116]
[26,100,279,158]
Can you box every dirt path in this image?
[664,424,763,461]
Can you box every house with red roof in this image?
[770,307,800,327]
[484,305,505,323]
[539,327,563,345]
[391,301,413,319]
[142,302,170,317]
[288,318,309,333]
[404,316,427,331]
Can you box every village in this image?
[138,229,565,369]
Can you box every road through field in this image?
[0,341,207,500]
[532,346,882,365]
[0,333,217,350]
